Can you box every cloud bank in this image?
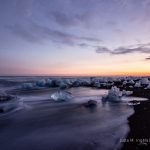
[96,43,150,55]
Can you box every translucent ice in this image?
[0,92,18,113]
[140,78,149,85]
[134,82,141,88]
[102,86,122,102]
[36,79,46,87]
[122,90,133,96]
[128,80,135,84]
[22,83,34,89]
[51,91,73,101]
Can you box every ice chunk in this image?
[134,82,141,88]
[63,79,73,86]
[122,90,133,96]
[123,80,127,85]
[36,79,46,87]
[128,80,135,84]
[59,81,69,89]
[102,86,122,102]
[0,92,18,113]
[22,83,34,89]
[84,100,97,107]
[94,82,101,88]
[146,84,150,89]
[129,85,133,88]
[51,91,73,101]
[141,78,149,85]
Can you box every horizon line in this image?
[0,74,150,77]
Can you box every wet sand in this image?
[121,100,150,150]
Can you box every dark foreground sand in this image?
[121,100,150,150]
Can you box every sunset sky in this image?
[0,0,150,76]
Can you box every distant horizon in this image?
[0,73,150,77]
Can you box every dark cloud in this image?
[78,43,89,47]
[6,22,100,44]
[96,43,150,55]
[145,56,150,60]
[49,9,96,29]
[50,11,77,27]
[112,46,150,54]
[96,46,111,53]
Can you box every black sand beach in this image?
[121,99,150,150]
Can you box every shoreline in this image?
[121,99,150,150]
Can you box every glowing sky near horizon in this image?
[0,0,150,76]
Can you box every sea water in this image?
[0,77,146,150]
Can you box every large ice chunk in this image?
[51,91,73,101]
[102,86,122,102]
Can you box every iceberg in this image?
[102,86,122,102]
[51,91,73,102]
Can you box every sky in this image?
[0,0,150,76]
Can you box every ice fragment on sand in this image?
[51,91,73,101]
[102,86,122,102]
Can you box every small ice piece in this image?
[128,80,135,84]
[51,91,73,101]
[125,91,133,96]
[59,81,68,89]
[127,100,140,106]
[22,83,34,89]
[129,85,133,88]
[146,84,150,89]
[123,80,127,85]
[84,100,97,107]
[134,82,141,88]
[0,92,18,113]
[94,82,101,88]
[46,79,53,87]
[63,79,73,86]
[141,78,149,85]
[102,86,122,102]
[36,79,46,87]
[122,90,133,96]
